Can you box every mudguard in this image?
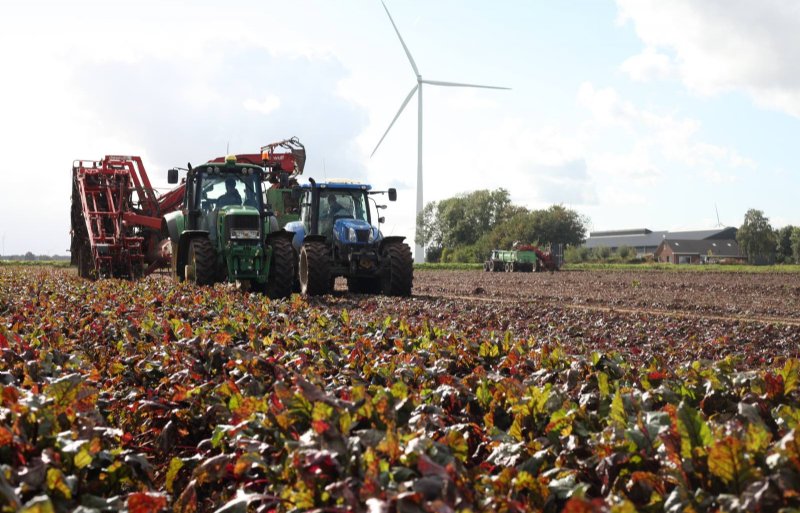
[162,211,185,244]
[379,235,407,251]
[283,220,306,252]
[176,230,211,277]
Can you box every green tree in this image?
[594,246,611,260]
[416,189,517,260]
[775,225,795,264]
[617,245,634,260]
[528,205,588,247]
[791,227,800,264]
[736,209,777,264]
[487,205,588,251]
[417,189,588,263]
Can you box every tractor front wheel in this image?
[264,237,294,299]
[381,242,413,296]
[299,241,330,296]
[185,237,217,286]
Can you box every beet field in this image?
[1,266,799,512]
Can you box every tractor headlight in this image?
[230,229,260,240]
[368,228,375,243]
[348,227,357,243]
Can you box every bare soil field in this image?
[410,268,800,322]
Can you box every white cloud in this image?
[620,47,676,82]
[577,82,754,184]
[243,95,282,115]
[616,0,800,116]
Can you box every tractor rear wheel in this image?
[264,237,294,299]
[299,241,330,296]
[185,237,217,286]
[381,242,413,296]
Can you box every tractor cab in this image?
[288,181,387,251]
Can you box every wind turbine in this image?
[371,0,510,263]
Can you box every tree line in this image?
[739,208,800,264]
[416,188,588,263]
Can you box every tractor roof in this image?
[301,179,372,191]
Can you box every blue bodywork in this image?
[285,218,381,253]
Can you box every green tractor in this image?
[162,155,294,298]
[283,179,413,296]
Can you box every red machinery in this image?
[514,244,560,271]
[70,156,183,279]
[209,136,306,186]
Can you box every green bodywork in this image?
[217,207,269,283]
[491,249,538,264]
[264,188,300,228]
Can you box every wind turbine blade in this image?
[422,79,510,90]
[381,0,420,76]
[371,84,419,157]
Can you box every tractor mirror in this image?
[379,216,385,224]
[388,188,397,201]
[167,168,179,184]
[291,187,302,200]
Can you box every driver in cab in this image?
[217,178,242,208]
[326,194,348,218]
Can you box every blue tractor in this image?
[283,179,413,296]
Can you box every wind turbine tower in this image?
[372,0,510,263]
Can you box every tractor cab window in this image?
[321,190,368,222]
[198,172,260,211]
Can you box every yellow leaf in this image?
[708,436,752,487]
[745,422,772,454]
[781,359,800,394]
[47,468,72,499]
[166,457,184,493]
[74,447,93,469]
[610,391,626,428]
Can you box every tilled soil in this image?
[409,268,800,321]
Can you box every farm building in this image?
[654,239,746,264]
[584,227,738,257]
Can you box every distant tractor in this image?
[484,244,560,272]
[162,155,295,298]
[283,179,413,296]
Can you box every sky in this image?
[1,0,800,256]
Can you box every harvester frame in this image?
[70,156,182,279]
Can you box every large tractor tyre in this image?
[76,242,94,279]
[264,237,294,299]
[299,241,331,296]
[381,242,413,296]
[185,237,217,286]
[347,276,382,294]
[483,261,491,272]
